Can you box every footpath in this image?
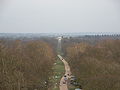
[58,55,72,90]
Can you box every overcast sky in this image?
[0,0,120,33]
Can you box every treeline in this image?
[0,39,55,90]
[66,40,120,90]
[62,35,120,55]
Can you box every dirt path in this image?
[58,55,72,90]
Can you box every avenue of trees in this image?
[65,39,120,90]
[0,39,55,90]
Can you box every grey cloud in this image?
[0,0,120,33]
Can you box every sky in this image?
[0,0,120,33]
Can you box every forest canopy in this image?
[0,39,55,90]
[66,40,120,90]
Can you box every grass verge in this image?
[52,57,65,90]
